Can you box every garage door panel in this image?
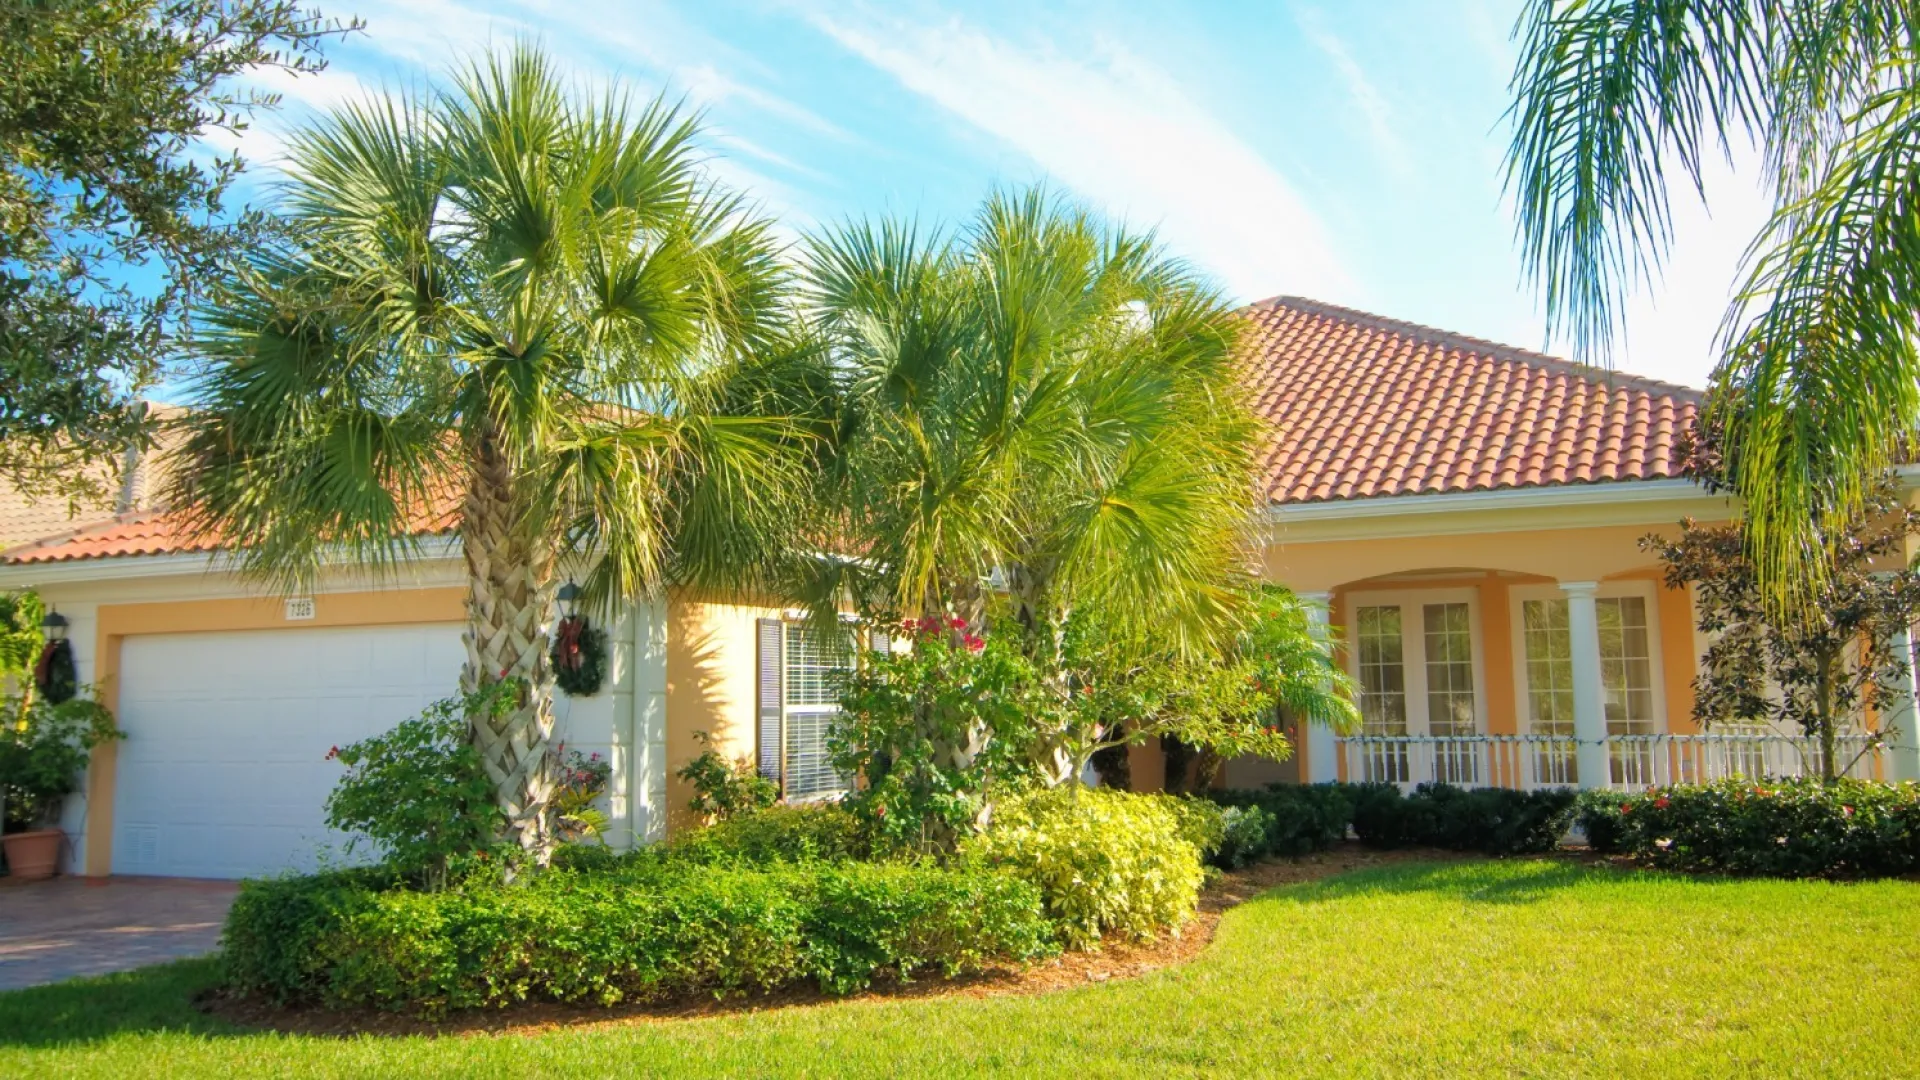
[112,623,464,878]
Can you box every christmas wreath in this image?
[551,614,607,696]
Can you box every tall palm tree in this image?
[798,188,1258,656]
[1505,1,1920,612]
[169,45,822,863]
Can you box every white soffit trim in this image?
[0,537,465,587]
[1262,479,1739,544]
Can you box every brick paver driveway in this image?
[0,877,237,991]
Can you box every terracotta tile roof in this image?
[0,478,461,565]
[0,404,190,550]
[5,301,1705,565]
[1242,297,1701,505]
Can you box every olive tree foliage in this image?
[1505,2,1920,616]
[0,0,356,506]
[1644,472,1920,780]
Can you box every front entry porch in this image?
[1335,730,1887,792]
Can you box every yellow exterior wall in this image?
[664,596,785,836]
[84,588,464,877]
[1267,522,1693,593]
[1268,516,1720,783]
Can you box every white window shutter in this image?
[756,618,784,786]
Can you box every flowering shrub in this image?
[1574,779,1920,877]
[550,744,612,842]
[832,618,1057,854]
[324,683,505,889]
[676,730,779,821]
[962,787,1205,947]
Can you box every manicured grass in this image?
[3,859,1915,1077]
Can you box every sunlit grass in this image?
[2,859,1913,1078]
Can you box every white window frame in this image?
[1506,581,1669,737]
[779,620,858,803]
[1342,588,1489,739]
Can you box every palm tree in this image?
[797,189,1279,785]
[1505,2,1919,613]
[169,45,822,863]
[799,188,1258,651]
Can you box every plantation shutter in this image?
[869,627,891,659]
[756,618,784,786]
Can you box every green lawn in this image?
[3,859,1914,1078]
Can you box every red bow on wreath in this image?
[555,614,587,673]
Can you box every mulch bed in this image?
[196,844,1484,1039]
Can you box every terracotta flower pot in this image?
[2,828,65,881]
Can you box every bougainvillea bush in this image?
[1575,779,1920,877]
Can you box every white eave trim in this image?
[1262,478,1740,544]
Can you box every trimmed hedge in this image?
[663,803,869,865]
[1574,779,1920,877]
[1208,783,1354,857]
[964,788,1206,947]
[1349,783,1576,854]
[223,859,1055,1016]
[1208,782,1574,858]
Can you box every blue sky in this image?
[211,0,1776,391]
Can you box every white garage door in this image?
[112,623,465,879]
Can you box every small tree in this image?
[1052,586,1359,792]
[1643,476,1920,781]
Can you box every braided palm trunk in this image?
[460,426,560,865]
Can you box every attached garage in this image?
[110,623,464,878]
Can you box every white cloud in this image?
[1294,8,1410,180]
[1611,146,1775,389]
[808,9,1354,303]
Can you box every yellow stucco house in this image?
[4,296,1914,879]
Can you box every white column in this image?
[1561,581,1610,789]
[1885,624,1920,783]
[1300,591,1341,784]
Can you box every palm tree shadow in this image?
[1254,856,1617,909]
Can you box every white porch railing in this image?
[1336,732,1880,791]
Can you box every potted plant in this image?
[1,692,121,880]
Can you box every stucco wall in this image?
[663,596,786,836]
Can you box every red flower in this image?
[1653,797,1670,809]
[1620,803,1631,813]
[1843,805,1855,817]
[948,616,967,630]
[963,633,985,653]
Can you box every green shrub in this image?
[222,859,1055,1015]
[1211,804,1276,869]
[323,683,506,888]
[963,787,1204,947]
[1349,783,1576,855]
[666,804,869,865]
[675,730,779,821]
[1209,783,1355,856]
[1574,779,1920,877]
[1152,794,1228,863]
[1572,790,1633,853]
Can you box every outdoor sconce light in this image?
[556,580,581,617]
[40,609,68,642]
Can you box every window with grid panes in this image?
[782,623,854,800]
